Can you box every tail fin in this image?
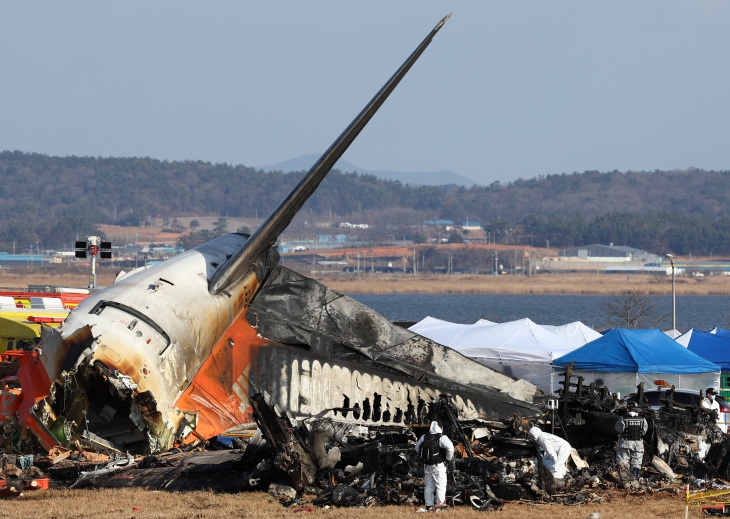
[209,14,451,294]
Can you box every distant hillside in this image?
[258,154,477,187]
[2,151,730,253]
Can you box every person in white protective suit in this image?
[615,402,648,478]
[529,426,571,479]
[701,388,721,413]
[415,420,454,510]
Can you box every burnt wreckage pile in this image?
[3,361,730,507]
[556,365,730,485]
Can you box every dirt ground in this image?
[2,266,729,296]
[0,488,697,519]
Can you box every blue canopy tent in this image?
[554,328,720,396]
[711,327,730,338]
[676,329,730,371]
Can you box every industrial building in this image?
[558,244,660,262]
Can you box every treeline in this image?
[520,212,730,256]
[2,150,730,253]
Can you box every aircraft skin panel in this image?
[173,315,263,441]
[172,301,540,446]
[248,266,541,397]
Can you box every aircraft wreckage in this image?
[0,14,544,457]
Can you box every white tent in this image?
[540,321,602,347]
[675,329,693,347]
[664,329,682,339]
[409,317,579,394]
[408,316,495,342]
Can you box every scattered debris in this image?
[269,483,297,501]
[1,357,729,510]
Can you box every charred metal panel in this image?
[248,266,541,403]
[250,329,539,423]
[250,393,316,489]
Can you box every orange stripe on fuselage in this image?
[174,313,270,442]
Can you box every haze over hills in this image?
[258,154,477,187]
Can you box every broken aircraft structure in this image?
[0,14,543,458]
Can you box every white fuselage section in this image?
[40,234,260,448]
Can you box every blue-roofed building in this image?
[461,221,483,231]
[0,252,46,266]
[423,220,454,226]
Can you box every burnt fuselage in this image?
[36,238,539,453]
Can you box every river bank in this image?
[317,272,730,296]
[1,267,728,296]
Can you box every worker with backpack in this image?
[415,419,455,510]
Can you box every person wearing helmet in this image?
[615,402,648,478]
[415,419,454,510]
[529,426,571,479]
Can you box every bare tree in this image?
[602,286,666,329]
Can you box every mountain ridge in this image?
[258,154,477,187]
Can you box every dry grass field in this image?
[0,488,697,519]
[318,272,730,296]
[3,266,730,296]
[0,266,118,289]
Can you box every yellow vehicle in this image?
[0,297,67,353]
[0,314,67,353]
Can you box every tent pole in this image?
[550,367,554,395]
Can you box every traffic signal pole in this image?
[88,236,100,289]
[75,236,111,289]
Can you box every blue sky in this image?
[1,1,729,184]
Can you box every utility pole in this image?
[522,251,525,276]
[667,254,676,332]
